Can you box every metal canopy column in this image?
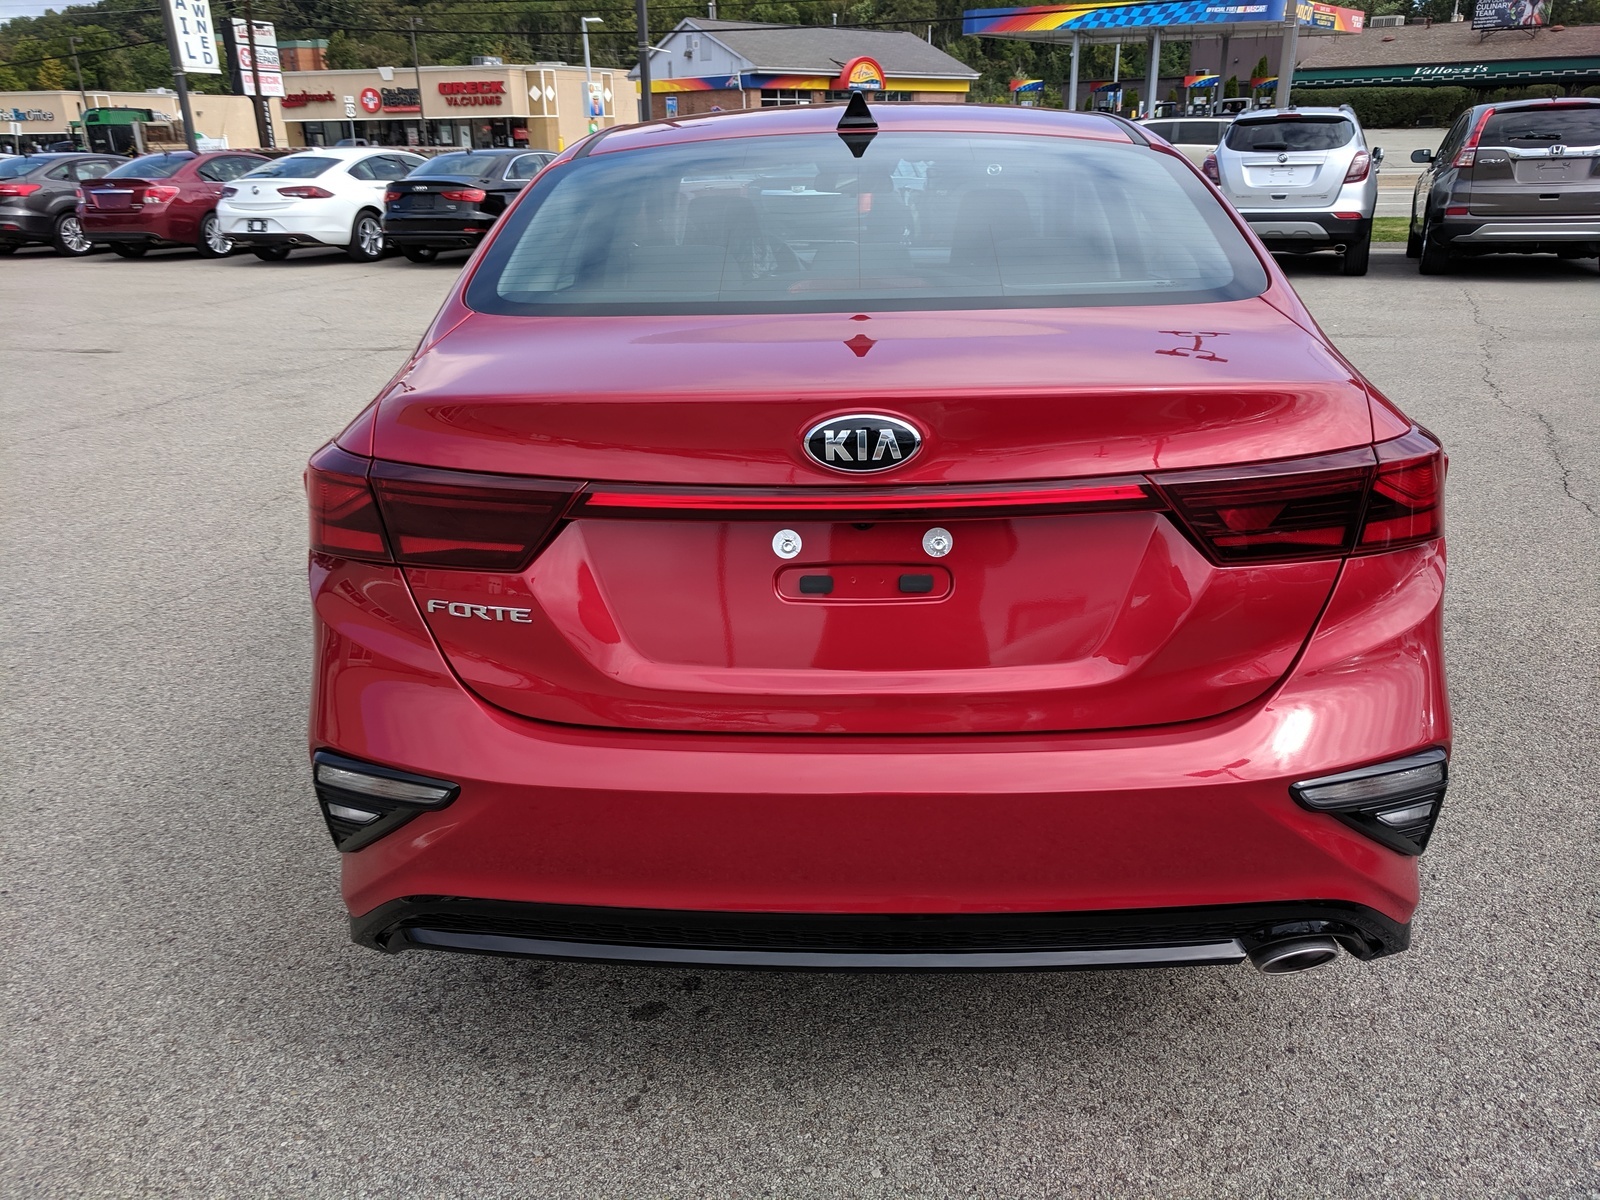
[1067,33,1081,111]
[1144,28,1162,118]
[1276,19,1300,109]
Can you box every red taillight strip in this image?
[577,480,1157,520]
[1454,108,1495,168]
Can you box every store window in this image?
[760,90,813,107]
[823,91,914,103]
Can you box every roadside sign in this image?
[344,101,357,118]
[231,19,285,97]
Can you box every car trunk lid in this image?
[385,175,488,215]
[372,300,1373,735]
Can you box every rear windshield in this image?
[0,156,52,179]
[466,131,1267,316]
[241,156,338,180]
[1225,118,1355,152]
[106,153,190,179]
[412,153,506,178]
[1481,106,1600,148]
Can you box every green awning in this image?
[1297,56,1600,87]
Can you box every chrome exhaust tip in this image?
[1248,937,1340,975]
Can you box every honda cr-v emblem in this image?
[1549,144,1566,157]
[803,414,922,473]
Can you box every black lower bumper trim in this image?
[230,232,338,248]
[352,897,1410,971]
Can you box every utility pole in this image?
[581,16,602,133]
[240,0,271,148]
[69,36,89,131]
[410,17,427,145]
[156,0,200,151]
[634,0,652,122]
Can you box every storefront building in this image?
[633,20,978,118]
[1289,19,1600,92]
[0,90,284,153]
[278,63,633,152]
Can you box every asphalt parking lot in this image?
[3,243,1597,1197]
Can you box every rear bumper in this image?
[382,214,490,249]
[356,897,1410,969]
[1439,215,1600,249]
[219,209,351,248]
[82,226,181,245]
[0,209,53,242]
[312,541,1448,964]
[1242,212,1369,250]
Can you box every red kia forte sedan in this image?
[307,100,1449,976]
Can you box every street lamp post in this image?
[581,16,603,133]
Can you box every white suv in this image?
[1203,106,1382,276]
[218,147,425,262]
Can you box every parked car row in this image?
[0,144,555,263]
[1143,97,1600,277]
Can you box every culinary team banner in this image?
[1473,0,1548,30]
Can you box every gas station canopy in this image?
[963,0,1364,47]
[963,0,1366,111]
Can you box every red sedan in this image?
[306,100,1449,976]
[78,150,266,258]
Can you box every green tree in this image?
[36,54,68,90]
[1252,55,1270,81]
[1224,74,1239,98]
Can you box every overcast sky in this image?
[2,2,61,22]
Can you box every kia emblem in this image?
[803,414,922,473]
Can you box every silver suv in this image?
[1203,106,1382,276]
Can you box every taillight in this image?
[0,182,42,198]
[1157,450,1373,564]
[280,185,334,199]
[439,188,487,203]
[1343,150,1370,183]
[384,189,403,204]
[1201,153,1220,184]
[139,185,180,206]
[1453,108,1494,168]
[370,462,580,571]
[1155,431,1445,565]
[1358,427,1445,552]
[221,185,238,198]
[306,444,389,561]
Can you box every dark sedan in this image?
[0,153,125,256]
[382,149,554,262]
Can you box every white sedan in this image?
[217,146,425,262]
